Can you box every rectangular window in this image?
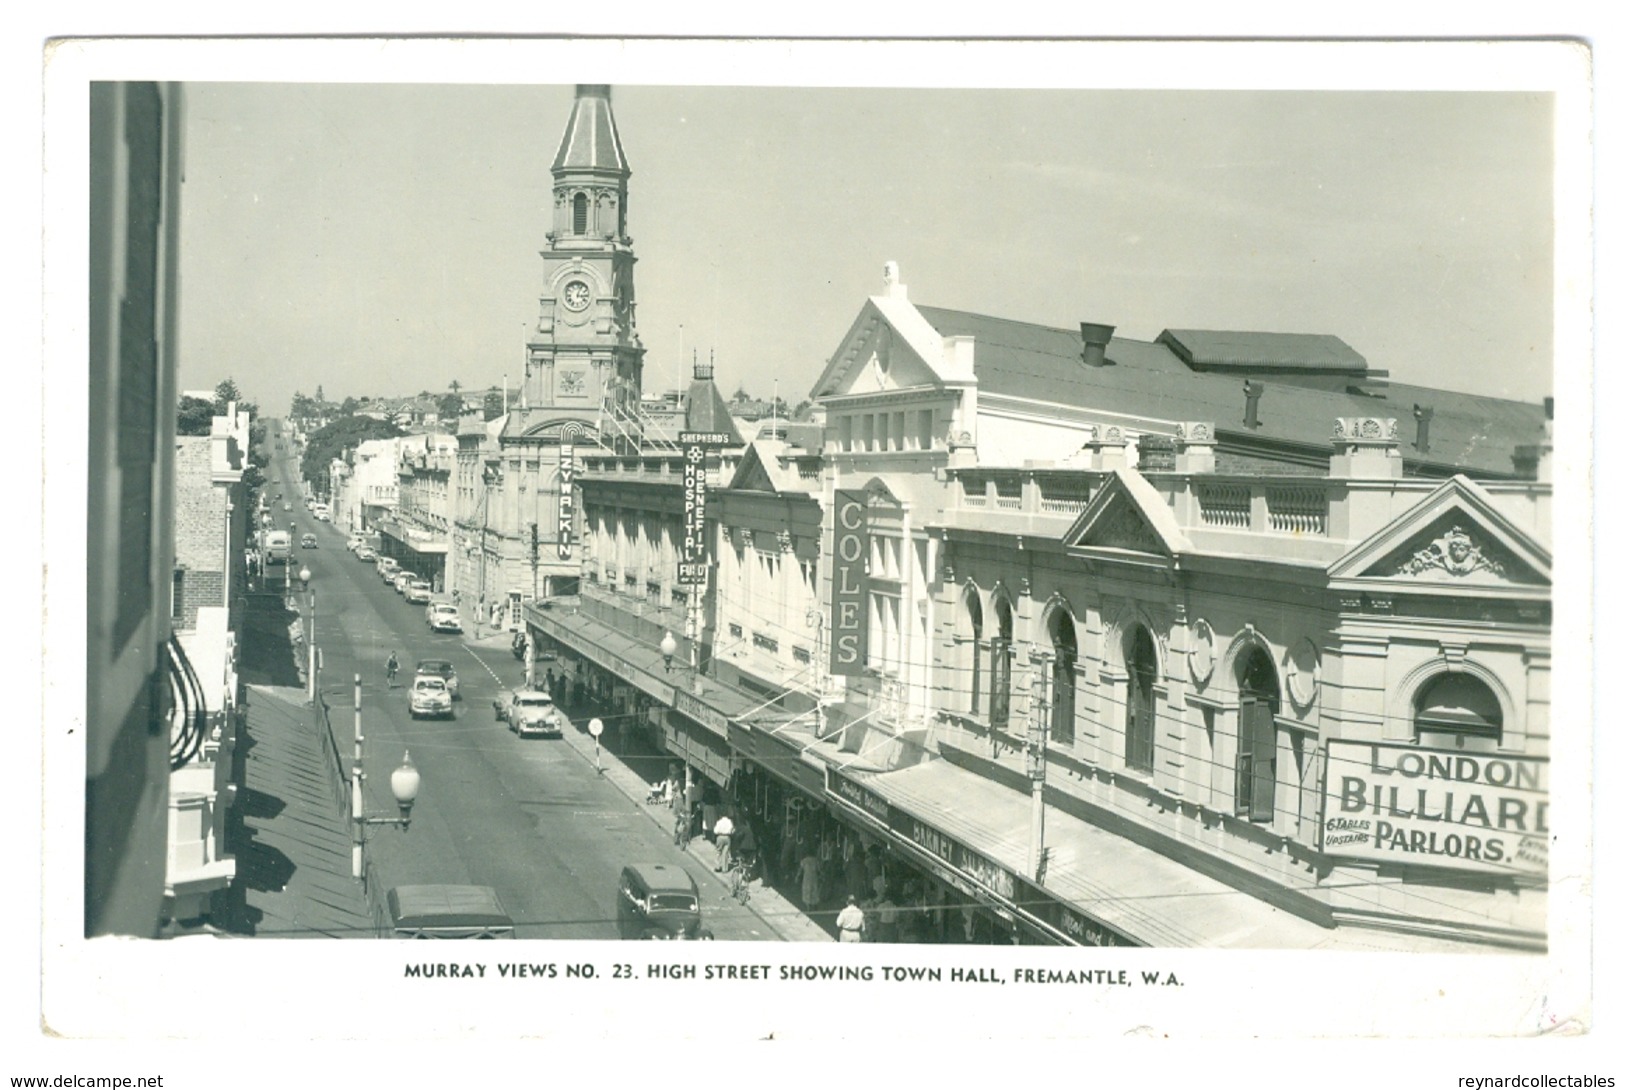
[729,622,744,640]
[990,639,1011,728]
[792,645,812,664]
[171,569,184,620]
[1235,699,1276,822]
[752,632,779,653]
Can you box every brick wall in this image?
[174,569,223,631]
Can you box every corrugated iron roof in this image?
[1157,329,1368,373]
[684,377,744,445]
[913,305,1546,478]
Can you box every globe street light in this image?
[659,630,678,673]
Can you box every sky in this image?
[175,70,1559,416]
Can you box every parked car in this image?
[385,885,515,940]
[376,556,399,580]
[355,544,376,561]
[393,571,415,594]
[415,659,460,699]
[408,676,453,719]
[427,603,462,633]
[496,689,560,738]
[300,533,318,549]
[405,579,433,604]
[616,864,711,940]
[346,535,363,552]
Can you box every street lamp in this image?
[659,630,678,673]
[352,668,424,880]
[300,566,315,702]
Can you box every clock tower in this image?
[525,84,644,412]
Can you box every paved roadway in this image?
[266,448,777,941]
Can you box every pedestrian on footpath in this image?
[674,805,691,850]
[713,811,735,872]
[799,847,822,908]
[836,895,865,943]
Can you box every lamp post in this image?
[351,668,422,882]
[300,566,314,703]
[1026,651,1052,883]
[659,630,678,673]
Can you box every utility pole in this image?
[1027,650,1051,882]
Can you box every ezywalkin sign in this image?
[1320,740,1548,875]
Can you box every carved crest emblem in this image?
[1396,525,1506,578]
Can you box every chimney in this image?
[1242,380,1265,429]
[1412,404,1433,453]
[882,261,907,300]
[1079,322,1115,367]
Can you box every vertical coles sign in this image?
[557,443,574,560]
[830,489,868,676]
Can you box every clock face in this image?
[561,280,591,312]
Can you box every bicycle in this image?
[727,852,757,905]
[385,656,400,688]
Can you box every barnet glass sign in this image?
[1320,739,1548,876]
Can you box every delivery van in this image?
[263,530,292,565]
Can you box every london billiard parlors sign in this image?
[1320,740,1548,875]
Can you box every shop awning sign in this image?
[1321,740,1548,875]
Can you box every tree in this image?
[213,378,242,412]
[438,393,464,421]
[482,390,505,421]
[449,379,462,396]
[792,399,814,421]
[731,384,751,403]
[176,396,215,436]
[340,396,360,416]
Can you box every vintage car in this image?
[495,689,561,738]
[355,544,376,561]
[405,579,433,604]
[426,603,463,633]
[415,659,460,699]
[393,571,415,594]
[408,675,453,719]
[300,533,318,549]
[385,885,515,939]
[616,864,712,940]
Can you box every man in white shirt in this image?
[836,895,865,943]
[714,812,736,872]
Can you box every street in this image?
[268,452,779,941]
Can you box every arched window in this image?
[572,192,589,235]
[1125,625,1157,773]
[1234,645,1280,822]
[1049,611,1077,746]
[962,589,984,716]
[989,595,1014,728]
[1415,673,1503,753]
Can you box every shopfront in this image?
[824,766,1137,946]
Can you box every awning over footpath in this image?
[527,603,676,707]
[830,758,1497,952]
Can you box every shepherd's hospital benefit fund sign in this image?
[1321,740,1548,873]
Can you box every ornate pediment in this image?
[1093,503,1164,554]
[1328,475,1550,588]
[1063,469,1189,558]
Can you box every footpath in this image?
[464,629,833,943]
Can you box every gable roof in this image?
[726,440,814,495]
[1062,469,1192,558]
[1327,475,1551,590]
[913,306,1547,478]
